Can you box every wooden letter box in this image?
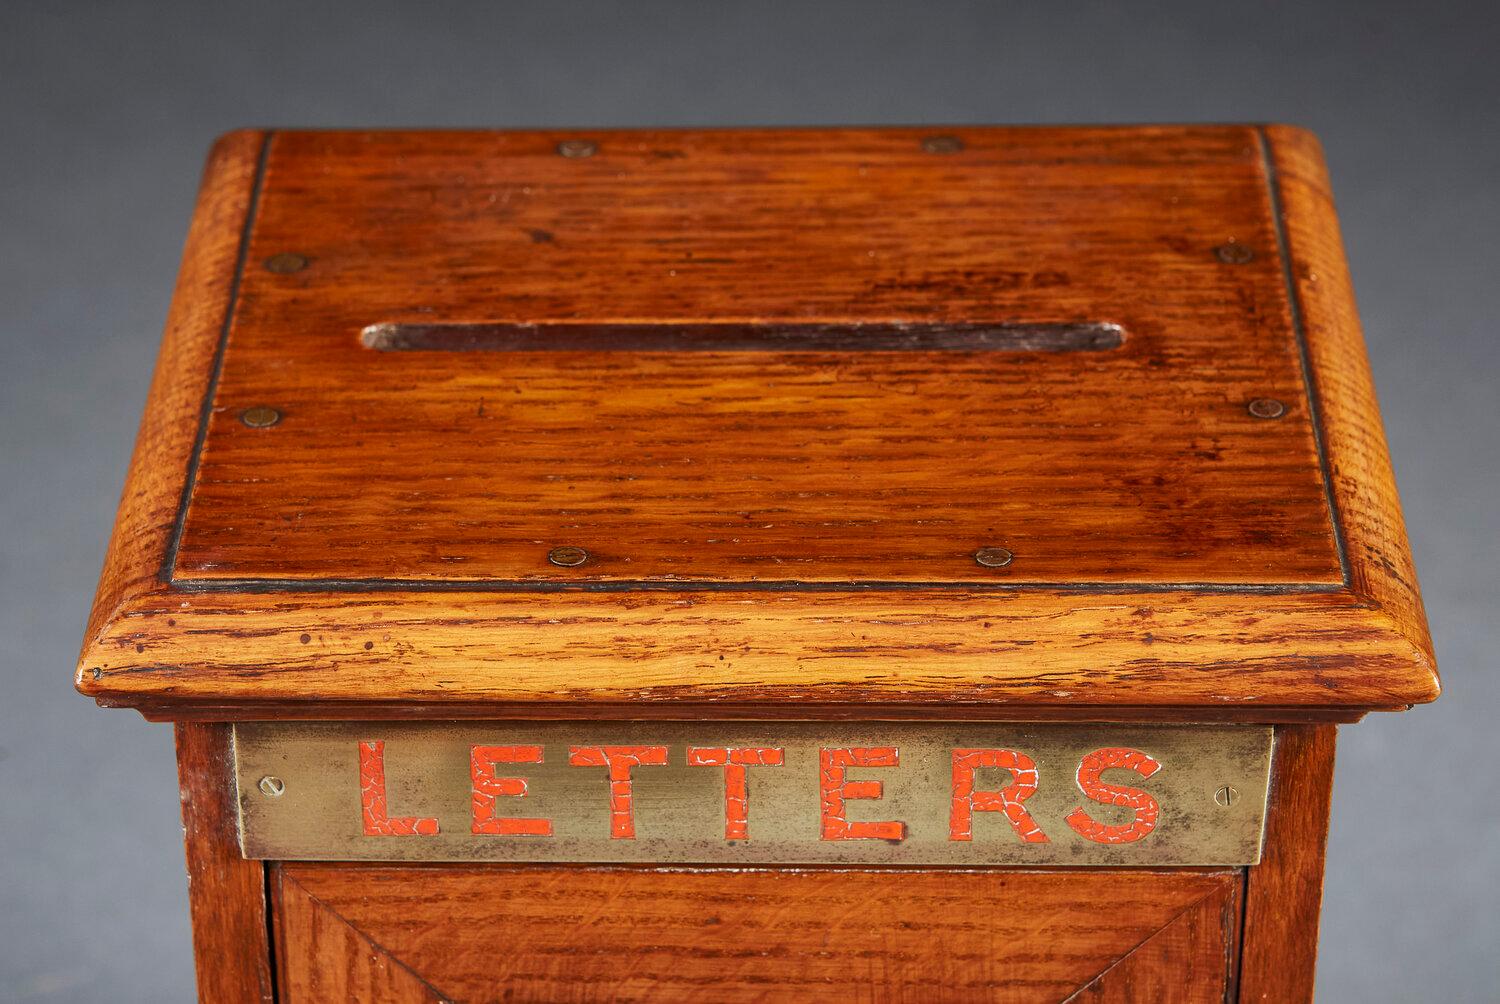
[77,125,1439,1002]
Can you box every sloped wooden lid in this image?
[77,126,1437,718]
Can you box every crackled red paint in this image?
[1066,747,1162,844]
[568,745,669,838]
[359,740,439,836]
[686,746,785,839]
[819,747,906,841]
[470,745,552,836]
[949,748,1050,843]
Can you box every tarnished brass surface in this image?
[234,722,1272,865]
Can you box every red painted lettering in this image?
[819,747,906,841]
[568,745,669,838]
[470,745,552,836]
[949,748,1049,843]
[1066,747,1162,844]
[359,740,439,836]
[686,746,785,840]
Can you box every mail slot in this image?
[77,125,1438,1002]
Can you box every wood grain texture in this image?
[175,722,275,1004]
[1069,883,1240,1002]
[84,586,1430,713]
[121,697,1370,725]
[74,126,1437,716]
[274,863,1240,1003]
[1238,724,1337,1002]
[179,127,1336,586]
[1263,125,1437,683]
[78,128,265,669]
[275,868,447,1003]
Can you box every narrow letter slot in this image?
[360,321,1125,353]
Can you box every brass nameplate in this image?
[233,722,1272,866]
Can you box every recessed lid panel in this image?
[172,127,1341,588]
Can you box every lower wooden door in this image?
[272,863,1242,1003]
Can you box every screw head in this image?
[921,135,964,154]
[1247,398,1286,419]
[239,405,282,428]
[973,546,1014,568]
[258,776,286,798]
[1214,242,1255,264]
[557,139,597,159]
[1214,784,1240,807]
[263,252,309,274]
[90,667,102,681]
[548,545,590,567]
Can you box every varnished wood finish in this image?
[175,722,275,1004]
[79,128,1426,1001]
[274,864,1240,1003]
[75,126,1437,717]
[82,129,266,674]
[119,697,1372,724]
[1238,724,1337,1002]
[1263,126,1435,671]
[83,587,1428,714]
[184,127,1338,586]
[1072,885,1241,1002]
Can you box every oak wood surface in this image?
[1238,724,1337,1002]
[1262,126,1435,674]
[84,586,1429,713]
[274,863,1240,1003]
[75,126,1437,715]
[120,697,1371,724]
[183,127,1337,586]
[175,722,275,1004]
[1070,882,1240,1002]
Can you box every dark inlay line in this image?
[168,576,1345,595]
[361,321,1125,354]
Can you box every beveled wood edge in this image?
[73,125,1439,715]
[1261,125,1438,695]
[115,697,1373,725]
[79,129,270,665]
[76,584,1438,711]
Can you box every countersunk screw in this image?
[921,135,964,154]
[258,776,286,798]
[263,252,309,274]
[973,546,1014,568]
[1214,785,1239,807]
[1247,398,1286,420]
[548,545,590,567]
[239,405,282,428]
[1214,242,1255,264]
[90,667,102,680]
[557,139,597,159]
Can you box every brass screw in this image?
[239,405,282,428]
[263,252,309,274]
[1214,785,1239,807]
[1214,242,1254,264]
[921,135,963,154]
[258,776,286,798]
[548,545,590,567]
[973,546,1014,568]
[557,139,597,159]
[1247,398,1286,419]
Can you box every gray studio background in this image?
[2,3,1495,1000]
